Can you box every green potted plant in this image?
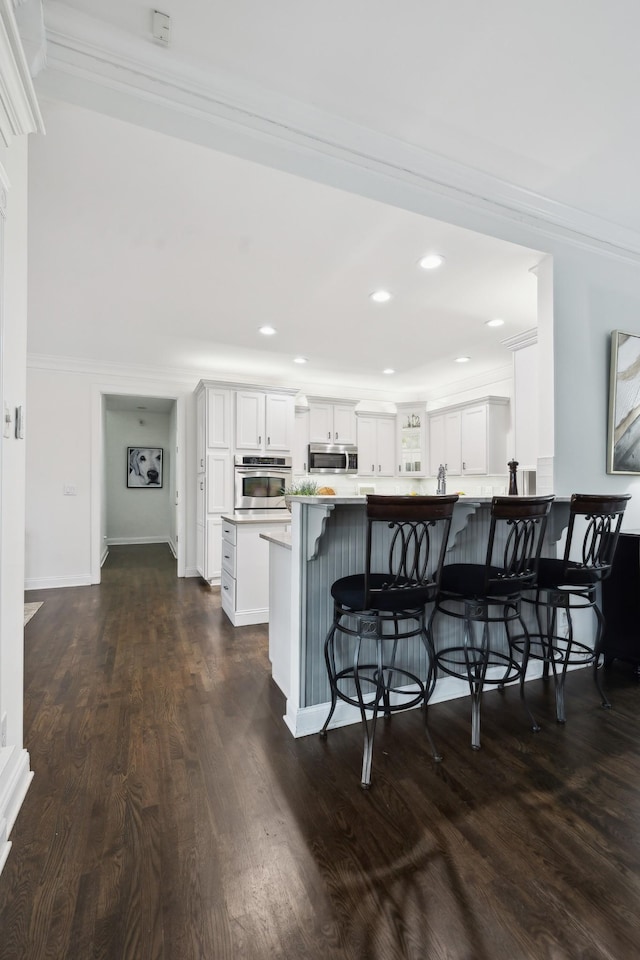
[284,479,319,510]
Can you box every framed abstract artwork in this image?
[607,331,640,474]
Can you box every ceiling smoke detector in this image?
[152,10,171,46]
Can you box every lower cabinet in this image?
[221,517,290,626]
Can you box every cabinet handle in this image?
[398,464,401,472]
[267,436,270,445]
[335,432,338,440]
[328,431,331,440]
[200,458,204,469]
[200,481,204,490]
[303,462,307,472]
[463,461,466,470]
[224,554,230,559]
[259,435,262,445]
[223,585,229,592]
[378,465,381,472]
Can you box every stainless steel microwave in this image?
[308,443,358,474]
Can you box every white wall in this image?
[105,409,172,544]
[0,133,33,868]
[25,365,192,589]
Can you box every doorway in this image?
[90,386,186,583]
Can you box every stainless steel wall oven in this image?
[234,456,292,510]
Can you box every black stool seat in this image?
[331,573,436,612]
[320,494,459,788]
[430,495,554,751]
[516,492,631,723]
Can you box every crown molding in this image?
[34,3,640,264]
[502,329,538,351]
[0,0,43,145]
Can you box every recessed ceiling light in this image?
[418,254,445,270]
[259,325,277,336]
[370,290,392,303]
[293,356,308,364]
[455,356,471,363]
[486,318,505,327]
[383,368,395,375]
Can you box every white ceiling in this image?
[23,1,640,396]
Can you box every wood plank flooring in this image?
[2,543,640,958]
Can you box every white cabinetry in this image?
[293,406,310,474]
[428,397,509,476]
[396,404,427,476]
[307,398,357,444]
[357,413,396,477]
[235,390,295,453]
[195,382,233,582]
[221,517,290,626]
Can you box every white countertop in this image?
[260,531,292,549]
[221,509,291,524]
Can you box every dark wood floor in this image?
[2,543,640,958]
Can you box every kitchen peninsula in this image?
[262,495,571,738]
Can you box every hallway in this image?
[2,544,640,958]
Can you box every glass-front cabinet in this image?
[396,403,427,476]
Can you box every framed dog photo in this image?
[607,330,640,474]
[127,446,163,488]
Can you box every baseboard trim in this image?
[106,536,171,545]
[0,747,33,878]
[24,574,92,590]
[284,662,555,738]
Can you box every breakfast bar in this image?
[263,496,572,737]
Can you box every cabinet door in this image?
[235,391,265,450]
[398,409,425,475]
[206,453,231,514]
[207,388,232,449]
[293,409,310,473]
[196,389,206,472]
[333,404,356,444]
[308,402,333,442]
[206,516,222,582]
[444,412,462,475]
[461,406,487,474]
[265,394,293,451]
[357,416,377,476]
[429,414,445,476]
[376,418,396,477]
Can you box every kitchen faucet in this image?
[436,463,447,495]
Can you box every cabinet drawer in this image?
[221,521,237,545]
[220,568,236,608]
[221,540,236,576]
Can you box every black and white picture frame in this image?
[127,446,163,488]
[607,330,640,474]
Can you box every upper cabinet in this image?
[396,403,427,476]
[235,390,296,453]
[308,398,357,444]
[293,406,310,474]
[357,413,396,477]
[428,397,510,476]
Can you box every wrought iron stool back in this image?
[430,495,555,750]
[320,494,459,788]
[517,492,631,723]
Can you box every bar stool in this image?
[516,493,631,723]
[430,495,554,750]
[320,494,459,788]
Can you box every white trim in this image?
[106,536,171,546]
[24,573,91,589]
[34,2,640,262]
[0,746,33,876]
[284,662,559,739]
[502,329,538,352]
[0,0,44,145]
